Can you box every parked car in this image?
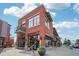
[72,44,79,49]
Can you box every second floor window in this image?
[29,18,33,28]
[29,14,40,28]
[45,19,50,29]
[22,19,26,24]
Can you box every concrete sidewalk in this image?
[0,48,32,56]
[0,46,79,56]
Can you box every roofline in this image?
[0,19,11,26]
[19,4,46,20]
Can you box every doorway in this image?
[18,39,25,47]
[0,37,5,48]
[29,35,39,50]
[45,35,53,47]
[18,35,25,47]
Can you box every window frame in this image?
[29,14,40,28]
[22,19,26,24]
[45,19,50,29]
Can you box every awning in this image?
[0,37,5,40]
[28,32,39,36]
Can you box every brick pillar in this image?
[16,34,19,48]
[25,34,28,48]
[40,35,46,47]
[0,20,2,36]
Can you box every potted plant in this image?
[37,45,46,56]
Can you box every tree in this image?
[75,39,79,44]
[63,38,71,46]
[67,40,71,46]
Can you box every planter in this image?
[38,50,46,56]
[38,46,46,56]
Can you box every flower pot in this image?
[37,45,46,56]
[38,50,46,56]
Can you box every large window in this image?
[22,19,26,24]
[29,18,33,28]
[45,19,50,29]
[35,15,40,26]
[29,15,40,28]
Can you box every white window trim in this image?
[29,14,40,28]
[22,20,26,24]
[29,18,33,28]
[45,19,50,29]
[27,12,40,20]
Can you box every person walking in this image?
[30,44,35,56]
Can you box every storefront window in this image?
[45,35,52,47]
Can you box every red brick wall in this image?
[0,20,13,47]
[6,24,10,42]
[3,23,11,47]
[18,5,54,46]
[0,20,2,36]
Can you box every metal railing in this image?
[15,26,26,33]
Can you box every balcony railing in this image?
[16,26,26,33]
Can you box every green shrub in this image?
[38,45,45,51]
[63,39,71,46]
[37,45,46,56]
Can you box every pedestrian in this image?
[25,46,28,52]
[25,42,29,52]
[31,44,35,56]
[36,40,39,49]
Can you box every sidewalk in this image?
[0,46,79,56]
[0,48,32,56]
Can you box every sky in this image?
[0,3,79,43]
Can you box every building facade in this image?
[0,19,13,47]
[16,5,61,49]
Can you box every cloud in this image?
[49,11,56,17]
[4,6,22,17]
[44,3,71,10]
[61,33,79,40]
[44,3,71,18]
[54,21,79,29]
[73,18,79,21]
[46,9,56,17]
[3,3,37,18]
[3,3,71,18]
[73,3,79,13]
[53,19,79,40]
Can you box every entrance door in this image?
[29,35,39,50]
[45,35,53,47]
[18,36,25,47]
[18,39,25,47]
[0,37,5,48]
[30,36,34,47]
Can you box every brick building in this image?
[0,19,14,47]
[16,5,61,49]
